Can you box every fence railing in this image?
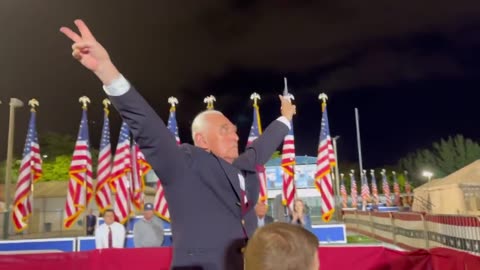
[343,210,480,256]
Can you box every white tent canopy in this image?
[412,160,480,215]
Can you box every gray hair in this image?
[191,110,223,144]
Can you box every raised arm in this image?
[60,19,185,184]
[234,95,296,170]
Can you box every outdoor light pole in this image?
[332,136,341,221]
[3,98,24,239]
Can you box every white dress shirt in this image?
[257,217,265,228]
[95,222,126,249]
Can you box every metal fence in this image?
[343,210,480,255]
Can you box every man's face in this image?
[144,210,154,220]
[203,113,239,163]
[104,211,115,225]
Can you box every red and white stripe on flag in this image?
[95,108,112,212]
[153,176,170,222]
[281,131,296,213]
[314,102,336,222]
[111,122,133,224]
[64,109,93,229]
[12,111,42,232]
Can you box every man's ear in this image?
[194,133,209,150]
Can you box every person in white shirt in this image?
[95,209,126,249]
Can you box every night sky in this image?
[1,1,480,169]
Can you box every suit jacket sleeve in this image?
[108,87,188,185]
[234,119,289,170]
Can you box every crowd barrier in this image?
[343,210,480,255]
[1,246,479,270]
[0,224,346,253]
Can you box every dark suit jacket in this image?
[86,215,97,235]
[110,87,289,270]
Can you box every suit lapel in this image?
[216,157,242,201]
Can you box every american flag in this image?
[381,170,391,206]
[281,123,296,213]
[393,172,401,206]
[153,105,179,222]
[64,109,93,228]
[131,143,148,210]
[350,172,358,208]
[246,95,268,204]
[12,110,42,232]
[314,100,336,222]
[95,107,112,213]
[361,171,371,208]
[340,174,348,208]
[111,122,132,224]
[370,171,379,205]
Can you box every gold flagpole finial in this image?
[168,97,179,111]
[28,99,39,112]
[318,93,328,111]
[250,92,261,106]
[102,99,111,109]
[102,99,111,115]
[203,95,216,110]
[79,96,91,109]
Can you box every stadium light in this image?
[422,171,433,183]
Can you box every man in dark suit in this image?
[60,20,296,270]
[255,202,274,228]
[85,208,97,236]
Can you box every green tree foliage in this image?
[0,159,20,184]
[270,150,281,159]
[40,132,76,160]
[41,155,71,181]
[399,134,480,184]
[1,132,100,182]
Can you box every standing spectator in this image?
[290,199,313,231]
[255,202,274,228]
[273,194,287,222]
[86,208,97,236]
[95,209,125,249]
[133,202,164,247]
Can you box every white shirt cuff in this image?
[276,116,291,130]
[103,74,130,96]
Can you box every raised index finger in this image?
[74,19,96,41]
